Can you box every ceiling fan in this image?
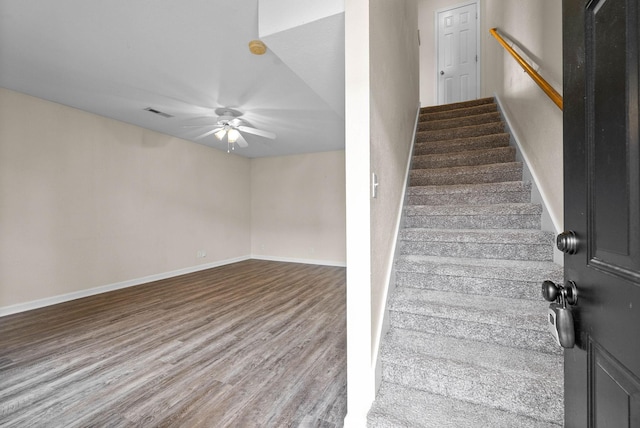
[185,108,276,152]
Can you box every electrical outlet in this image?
[197,250,207,258]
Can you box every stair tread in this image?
[414,133,511,155]
[407,180,530,196]
[417,122,506,143]
[418,112,503,131]
[382,329,562,382]
[420,103,498,122]
[399,228,553,244]
[411,161,521,175]
[412,147,516,169]
[381,330,563,421]
[396,254,562,275]
[413,146,514,161]
[405,202,542,216]
[389,287,550,331]
[415,132,510,147]
[420,97,495,114]
[368,383,561,428]
[396,271,547,301]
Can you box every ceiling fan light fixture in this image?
[227,128,240,143]
[249,40,267,55]
[214,128,226,140]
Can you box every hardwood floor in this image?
[0,260,347,427]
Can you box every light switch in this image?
[372,172,379,198]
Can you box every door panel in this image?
[591,342,640,426]
[588,0,640,277]
[564,0,640,426]
[437,2,477,104]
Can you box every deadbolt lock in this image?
[557,230,579,255]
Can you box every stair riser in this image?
[417,123,505,143]
[413,134,510,156]
[382,362,562,424]
[395,272,544,300]
[389,311,560,355]
[394,257,563,285]
[412,148,516,170]
[399,241,553,261]
[404,215,541,229]
[420,97,495,115]
[407,190,530,206]
[418,112,502,132]
[420,103,498,122]
[410,168,522,186]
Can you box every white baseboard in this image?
[0,255,347,317]
[0,256,251,317]
[494,94,564,266]
[251,254,346,267]
[372,102,421,390]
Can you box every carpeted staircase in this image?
[367,97,565,427]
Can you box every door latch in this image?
[542,280,579,348]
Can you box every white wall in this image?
[251,151,346,265]
[0,88,347,314]
[344,0,374,423]
[345,0,420,425]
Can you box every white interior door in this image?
[437,2,478,104]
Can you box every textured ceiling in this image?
[0,0,345,158]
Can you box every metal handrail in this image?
[490,28,563,110]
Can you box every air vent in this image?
[144,107,173,118]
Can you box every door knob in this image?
[440,70,445,75]
[542,280,579,348]
[542,280,561,302]
[542,280,578,306]
[557,230,579,254]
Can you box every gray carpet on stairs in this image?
[368,97,564,427]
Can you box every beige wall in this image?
[1,88,346,312]
[344,0,420,424]
[370,0,420,358]
[0,88,252,309]
[482,0,563,232]
[251,151,346,265]
[418,0,564,232]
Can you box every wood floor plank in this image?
[0,260,346,427]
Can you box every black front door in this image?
[563,0,640,426]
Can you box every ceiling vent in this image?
[144,107,173,118]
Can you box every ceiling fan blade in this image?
[235,133,249,148]
[195,127,223,140]
[237,125,276,140]
[187,115,219,121]
[182,124,217,128]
